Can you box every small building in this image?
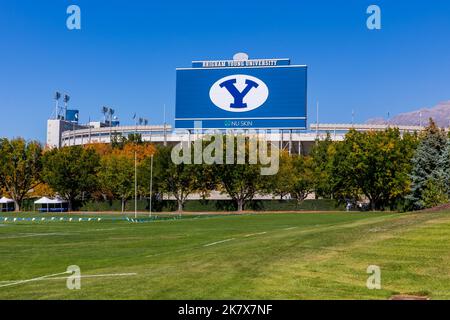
[0,197,15,212]
[34,197,69,213]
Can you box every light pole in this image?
[149,154,153,218]
[133,113,138,219]
[63,93,70,119]
[54,92,61,119]
[133,115,149,219]
[135,149,137,219]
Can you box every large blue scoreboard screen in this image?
[175,57,307,129]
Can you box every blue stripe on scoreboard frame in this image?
[175,58,307,130]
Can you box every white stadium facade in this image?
[47,117,425,155]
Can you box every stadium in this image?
[47,53,426,154]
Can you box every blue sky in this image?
[1,0,450,141]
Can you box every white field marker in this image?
[244,232,267,237]
[0,271,70,288]
[203,238,235,247]
[0,272,137,287]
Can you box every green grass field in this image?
[0,211,450,299]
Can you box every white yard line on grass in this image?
[283,227,298,231]
[244,232,267,237]
[0,272,137,287]
[25,272,138,281]
[203,238,235,247]
[0,232,73,240]
[0,271,70,288]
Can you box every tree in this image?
[42,146,100,210]
[310,133,335,198]
[213,136,264,212]
[436,137,450,196]
[407,119,447,209]
[263,151,295,200]
[289,155,315,203]
[332,128,417,210]
[98,154,135,213]
[0,138,42,211]
[111,132,127,149]
[29,183,55,198]
[151,145,199,212]
[421,177,448,208]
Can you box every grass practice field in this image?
[0,211,450,299]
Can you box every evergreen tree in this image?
[435,136,450,195]
[407,119,447,209]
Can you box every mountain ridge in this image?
[366,101,450,127]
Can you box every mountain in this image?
[366,101,450,127]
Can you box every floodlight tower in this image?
[101,106,109,124]
[63,94,70,120]
[54,91,61,119]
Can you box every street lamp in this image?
[149,154,153,218]
[133,114,150,219]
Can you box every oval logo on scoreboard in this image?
[209,74,269,113]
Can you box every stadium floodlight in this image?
[62,93,70,120]
[102,106,109,123]
[54,91,62,119]
[144,119,148,126]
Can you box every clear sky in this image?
[1,0,450,141]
